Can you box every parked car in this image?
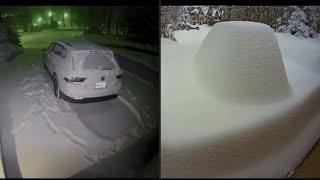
[42,40,123,101]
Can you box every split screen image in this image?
[0,3,320,179]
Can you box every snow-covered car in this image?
[42,40,123,100]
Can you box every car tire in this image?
[53,74,62,99]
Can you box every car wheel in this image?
[53,74,61,99]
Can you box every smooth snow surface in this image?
[161,22,320,178]
[195,21,290,103]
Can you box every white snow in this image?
[191,9,199,14]
[8,67,144,178]
[174,25,211,45]
[161,22,320,178]
[201,6,209,16]
[195,21,290,103]
[213,9,217,17]
[185,22,198,29]
[277,6,318,38]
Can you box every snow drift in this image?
[195,21,291,104]
[161,22,320,178]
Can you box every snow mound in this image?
[161,21,320,178]
[195,21,291,104]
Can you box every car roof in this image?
[55,40,109,51]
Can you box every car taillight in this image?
[116,74,123,79]
[64,77,87,83]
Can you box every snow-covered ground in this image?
[161,24,320,177]
[10,67,144,177]
[174,25,212,45]
[0,30,157,178]
[19,30,83,49]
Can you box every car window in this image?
[61,48,67,58]
[53,44,63,56]
[83,53,115,70]
[48,43,55,51]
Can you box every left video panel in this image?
[0,3,159,178]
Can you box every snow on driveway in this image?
[0,30,156,178]
[8,65,146,178]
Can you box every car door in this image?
[51,44,64,75]
[44,43,55,74]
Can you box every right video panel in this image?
[161,5,320,178]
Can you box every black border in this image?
[0,0,159,6]
[161,0,320,6]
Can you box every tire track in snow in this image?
[120,88,156,139]
[16,67,146,164]
[119,95,143,125]
[11,103,42,135]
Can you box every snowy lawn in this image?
[161,24,320,178]
[19,30,83,49]
[20,30,159,70]
[0,32,158,177]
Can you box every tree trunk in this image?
[266,7,270,25]
[258,6,261,22]
[70,7,73,27]
[63,16,65,28]
[89,7,93,26]
[107,8,112,33]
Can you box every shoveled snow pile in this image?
[161,22,320,178]
[10,67,145,178]
[195,21,291,103]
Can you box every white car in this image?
[42,40,123,101]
